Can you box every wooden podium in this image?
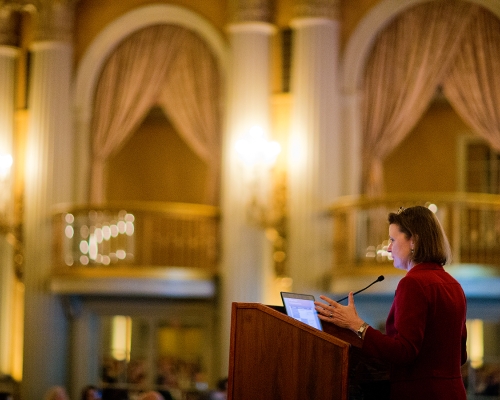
[227,302,389,400]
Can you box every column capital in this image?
[231,0,272,24]
[294,0,339,21]
[33,0,76,43]
[0,7,20,46]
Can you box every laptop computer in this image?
[280,292,323,331]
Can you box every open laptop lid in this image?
[280,292,323,331]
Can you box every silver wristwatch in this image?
[356,322,369,339]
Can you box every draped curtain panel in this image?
[442,7,500,159]
[90,25,222,205]
[360,1,477,195]
[157,32,222,205]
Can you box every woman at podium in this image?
[316,206,467,400]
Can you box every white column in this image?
[0,25,18,377]
[219,0,275,378]
[22,2,75,398]
[69,308,100,400]
[288,0,341,293]
[342,91,363,195]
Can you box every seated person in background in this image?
[43,386,70,400]
[81,385,102,400]
[157,389,174,400]
[209,378,228,400]
[138,391,164,400]
[101,388,128,400]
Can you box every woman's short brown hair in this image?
[388,205,451,265]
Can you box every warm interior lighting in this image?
[468,319,484,368]
[235,126,281,168]
[427,203,438,213]
[0,153,13,220]
[65,211,135,266]
[234,126,282,226]
[111,315,132,362]
[235,126,289,278]
[0,154,12,180]
[11,281,24,380]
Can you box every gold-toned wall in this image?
[384,100,473,193]
[106,108,208,203]
[74,0,229,64]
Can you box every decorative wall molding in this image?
[231,0,271,23]
[0,0,76,43]
[0,7,19,46]
[294,0,339,20]
[32,0,75,43]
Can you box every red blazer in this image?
[362,263,468,400]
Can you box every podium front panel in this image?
[228,303,350,400]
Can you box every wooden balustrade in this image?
[52,201,220,273]
[328,192,500,276]
[52,194,500,280]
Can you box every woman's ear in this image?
[412,234,419,247]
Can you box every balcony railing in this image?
[52,202,220,273]
[328,192,500,276]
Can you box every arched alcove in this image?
[340,0,500,196]
[73,4,228,202]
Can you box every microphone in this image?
[335,275,385,303]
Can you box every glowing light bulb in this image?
[0,154,13,180]
[235,126,281,168]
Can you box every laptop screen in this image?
[280,292,323,331]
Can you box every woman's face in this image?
[388,223,414,271]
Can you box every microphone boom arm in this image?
[335,275,384,303]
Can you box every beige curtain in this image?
[361,1,477,195]
[443,7,500,154]
[157,31,222,205]
[90,25,222,204]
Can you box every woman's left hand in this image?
[314,292,364,332]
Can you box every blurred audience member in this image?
[101,388,128,400]
[127,359,147,387]
[209,378,227,400]
[101,357,126,384]
[43,386,70,400]
[138,391,164,400]
[475,365,500,396]
[157,389,174,400]
[81,385,101,400]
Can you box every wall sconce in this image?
[0,153,13,178]
[235,126,288,277]
[235,126,281,169]
[0,152,22,280]
[0,153,13,228]
[235,126,281,225]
